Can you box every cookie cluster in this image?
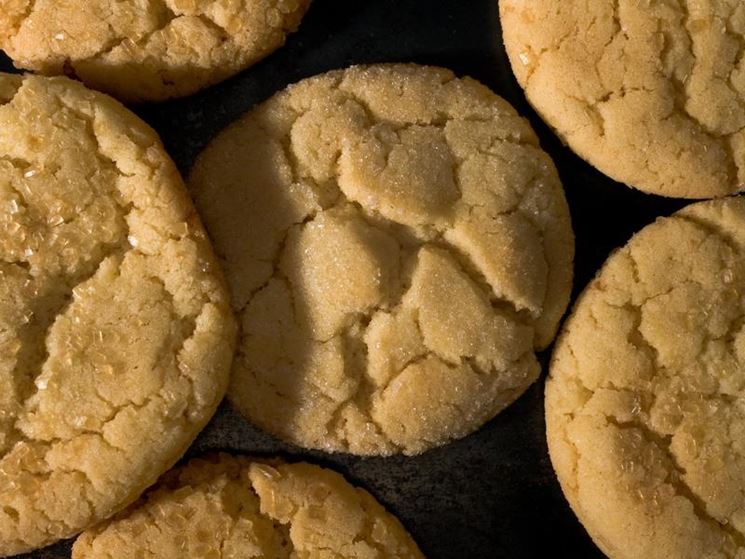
[1,1,743,558]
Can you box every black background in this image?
[3,1,689,557]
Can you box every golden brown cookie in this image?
[500,0,745,198]
[0,73,236,555]
[189,64,574,456]
[547,197,745,558]
[72,454,424,559]
[0,0,311,102]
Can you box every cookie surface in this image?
[0,73,236,555]
[189,64,574,455]
[72,454,424,559]
[0,0,311,102]
[547,197,745,558]
[500,0,745,198]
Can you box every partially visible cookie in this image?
[547,197,745,558]
[189,63,574,455]
[500,0,745,198]
[0,0,311,102]
[72,454,424,559]
[0,73,236,555]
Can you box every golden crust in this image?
[501,0,745,198]
[0,73,236,555]
[72,454,423,559]
[548,196,745,558]
[0,0,311,102]
[189,64,574,455]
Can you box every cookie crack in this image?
[674,213,744,254]
[67,271,199,432]
[517,10,583,85]
[310,233,538,450]
[0,155,32,170]
[443,239,536,322]
[665,0,744,184]
[725,12,745,90]
[673,3,741,185]
[1,98,139,455]
[2,248,128,457]
[3,0,38,38]
[559,370,745,553]
[193,13,231,44]
[236,350,299,405]
[60,102,142,182]
[605,414,745,554]
[64,1,180,71]
[1,445,102,531]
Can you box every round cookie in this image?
[547,197,745,558]
[500,0,745,199]
[0,0,311,102]
[0,73,236,555]
[189,64,574,456]
[72,454,424,559]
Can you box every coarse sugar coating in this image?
[547,196,745,558]
[0,0,311,102]
[72,454,424,559]
[500,0,745,198]
[0,73,236,555]
[189,64,574,456]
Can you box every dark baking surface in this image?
[2,1,689,558]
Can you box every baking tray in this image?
[2,1,689,557]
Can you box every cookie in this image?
[72,454,424,559]
[0,73,236,555]
[0,0,311,102]
[189,64,574,455]
[500,0,745,199]
[547,196,745,558]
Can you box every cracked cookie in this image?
[0,73,236,555]
[547,196,745,558]
[0,0,311,102]
[189,64,574,456]
[72,453,424,559]
[500,0,745,198]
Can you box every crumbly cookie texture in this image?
[0,73,236,555]
[72,454,424,559]
[0,0,311,102]
[189,64,574,456]
[500,0,745,199]
[547,197,745,559]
